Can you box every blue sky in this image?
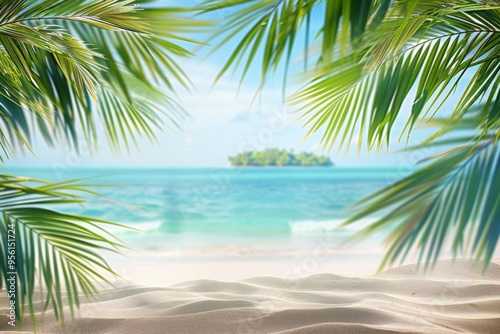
[6,1,445,169]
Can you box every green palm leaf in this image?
[198,0,386,90]
[292,1,500,152]
[343,113,500,272]
[0,0,206,159]
[0,175,127,328]
[205,0,500,271]
[0,0,207,328]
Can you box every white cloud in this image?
[175,60,286,123]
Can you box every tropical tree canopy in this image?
[0,0,203,327]
[229,149,334,166]
[200,0,500,270]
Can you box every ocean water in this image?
[7,167,407,255]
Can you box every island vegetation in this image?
[229,149,334,167]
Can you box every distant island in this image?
[229,149,334,167]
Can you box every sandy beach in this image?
[2,258,499,334]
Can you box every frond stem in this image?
[380,29,500,68]
[0,15,134,30]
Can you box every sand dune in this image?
[1,259,499,333]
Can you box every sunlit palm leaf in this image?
[206,0,500,271]
[0,175,127,327]
[198,0,387,89]
[343,115,500,271]
[203,0,499,151]
[292,1,500,152]
[0,0,206,328]
[0,0,205,159]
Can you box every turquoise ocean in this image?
[8,167,407,256]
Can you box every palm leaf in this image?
[0,0,206,328]
[205,0,500,271]
[0,174,128,328]
[292,1,500,153]
[197,0,386,90]
[343,112,500,272]
[0,0,206,159]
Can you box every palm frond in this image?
[0,0,205,159]
[343,112,500,271]
[0,174,127,328]
[197,0,387,89]
[204,0,500,272]
[292,0,500,153]
[0,0,208,328]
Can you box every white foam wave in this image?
[128,220,163,232]
[104,220,163,234]
[289,218,380,234]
